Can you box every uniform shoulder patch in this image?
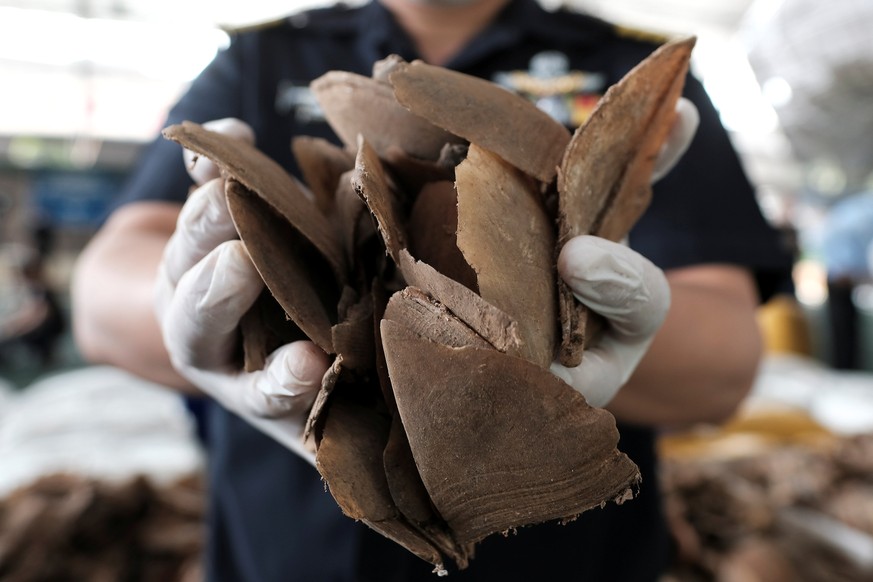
[493,52,607,129]
[612,24,672,45]
[220,16,288,35]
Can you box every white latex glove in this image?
[154,118,329,464]
[550,236,670,407]
[651,97,699,183]
[548,101,694,407]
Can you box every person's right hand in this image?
[153,118,329,464]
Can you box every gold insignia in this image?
[220,16,287,35]
[613,24,672,45]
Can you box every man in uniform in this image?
[71,0,793,579]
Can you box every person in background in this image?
[70,0,794,579]
[819,190,873,369]
[0,239,64,367]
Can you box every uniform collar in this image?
[356,1,418,66]
[350,0,609,70]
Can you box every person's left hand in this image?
[549,98,697,406]
[651,97,699,183]
[550,236,670,407]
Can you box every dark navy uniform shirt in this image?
[117,1,793,580]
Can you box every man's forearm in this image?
[607,264,763,428]
[71,202,198,393]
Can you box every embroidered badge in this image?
[493,52,606,128]
[275,81,326,124]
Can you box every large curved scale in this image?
[555,37,695,366]
[311,70,462,161]
[163,121,346,283]
[389,60,571,183]
[226,180,338,354]
[315,393,446,570]
[456,145,557,368]
[381,319,641,546]
[352,137,407,266]
[557,37,695,243]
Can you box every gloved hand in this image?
[549,99,696,407]
[154,118,329,463]
[651,97,699,183]
[550,237,670,407]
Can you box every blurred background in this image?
[1,0,873,580]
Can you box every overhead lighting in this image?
[209,0,340,27]
[695,37,780,134]
[762,76,793,108]
[0,7,229,82]
[793,259,828,307]
[807,159,848,197]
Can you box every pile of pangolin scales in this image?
[163,36,695,573]
[0,474,204,581]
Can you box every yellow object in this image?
[612,24,671,45]
[658,407,836,461]
[756,294,813,357]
